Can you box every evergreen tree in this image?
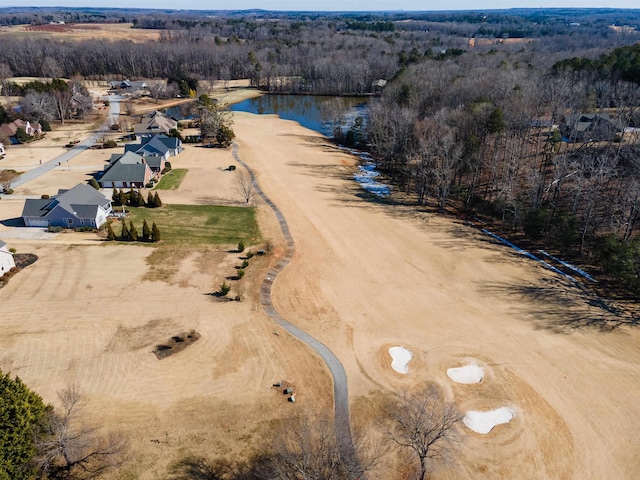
[129,220,138,242]
[120,219,130,241]
[151,222,161,242]
[154,192,163,207]
[118,189,128,207]
[106,222,116,241]
[111,188,119,203]
[147,191,155,207]
[142,219,151,242]
[0,369,49,480]
[89,178,100,190]
[128,188,137,206]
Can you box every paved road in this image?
[9,96,124,189]
[232,143,360,473]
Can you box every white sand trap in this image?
[447,363,484,384]
[463,407,515,434]
[389,346,413,373]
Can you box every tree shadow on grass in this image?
[480,277,639,333]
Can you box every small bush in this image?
[3,188,14,194]
[47,226,63,233]
[219,281,231,296]
[236,269,245,279]
[89,178,100,190]
[245,250,254,259]
[241,260,249,269]
[145,182,154,189]
[103,140,118,148]
[74,226,95,232]
[41,194,50,199]
[228,165,237,171]
[9,247,16,253]
[237,241,245,253]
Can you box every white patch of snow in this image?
[447,363,484,384]
[463,407,515,434]
[389,346,413,374]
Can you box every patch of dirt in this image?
[153,330,201,359]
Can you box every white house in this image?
[0,239,16,274]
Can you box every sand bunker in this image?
[447,363,484,384]
[389,346,413,373]
[463,407,515,434]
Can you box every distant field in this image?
[0,23,161,42]
[154,169,188,190]
[125,204,260,246]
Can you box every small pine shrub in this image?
[236,269,245,279]
[219,281,231,296]
[237,241,245,253]
[241,260,249,269]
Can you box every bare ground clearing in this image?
[0,110,639,479]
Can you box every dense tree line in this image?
[366,42,640,293]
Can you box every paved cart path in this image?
[232,142,360,473]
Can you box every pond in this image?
[229,94,368,137]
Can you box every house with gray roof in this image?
[99,151,153,188]
[123,134,183,173]
[0,239,16,274]
[22,184,112,229]
[132,111,178,135]
[560,112,624,142]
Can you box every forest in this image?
[1,7,640,292]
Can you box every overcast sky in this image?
[14,0,640,11]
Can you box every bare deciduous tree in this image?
[37,384,129,479]
[385,384,461,480]
[269,410,381,480]
[234,170,254,204]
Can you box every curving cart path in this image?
[232,142,359,471]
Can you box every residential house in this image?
[22,183,112,229]
[108,79,148,95]
[123,134,183,171]
[132,111,178,135]
[0,119,43,144]
[559,112,624,142]
[0,239,16,274]
[99,151,153,188]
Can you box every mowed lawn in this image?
[126,204,260,246]
[154,169,188,190]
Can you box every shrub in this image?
[237,241,245,253]
[106,223,116,241]
[89,178,100,190]
[40,118,51,131]
[47,225,63,232]
[219,281,231,296]
[236,269,245,279]
[41,194,50,199]
[9,247,16,253]
[241,260,249,269]
[103,140,118,148]
[145,182,154,189]
[151,222,161,242]
[3,188,14,194]
[74,226,95,232]
[228,165,236,171]
[245,250,254,259]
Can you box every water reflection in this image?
[230,94,368,136]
